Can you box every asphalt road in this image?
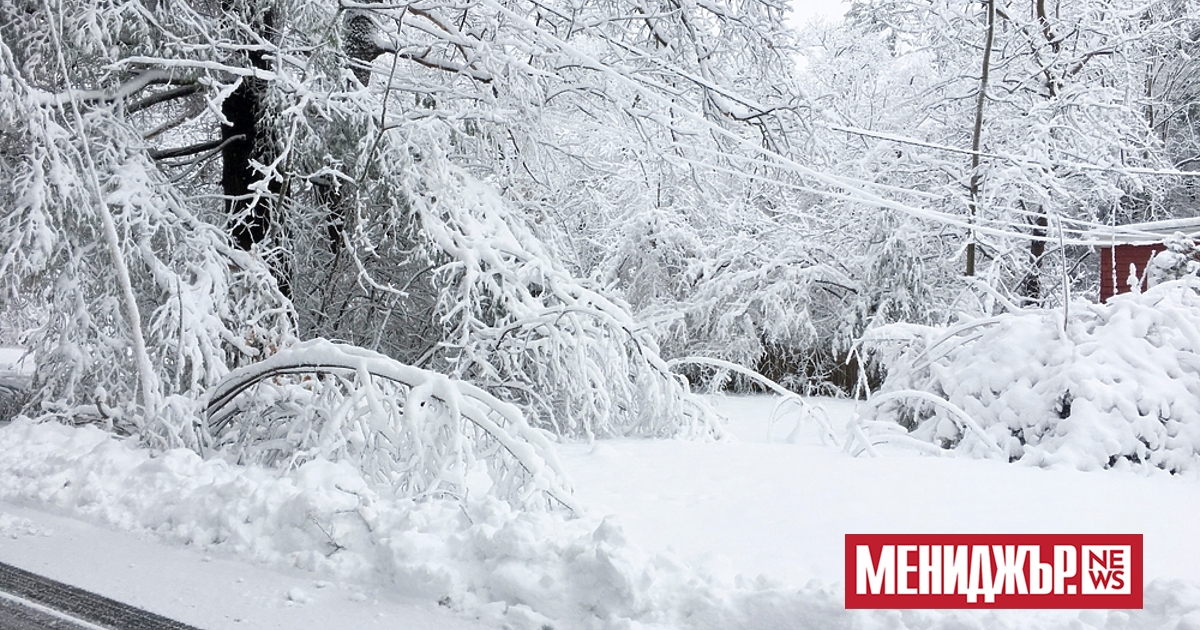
[0,562,201,630]
[0,595,96,630]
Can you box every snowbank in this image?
[0,419,850,629]
[859,278,1200,472]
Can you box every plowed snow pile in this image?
[0,419,852,630]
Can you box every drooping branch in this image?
[205,339,583,514]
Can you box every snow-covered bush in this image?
[658,244,857,395]
[620,213,936,396]
[0,387,26,424]
[856,278,1200,472]
[1147,232,1200,287]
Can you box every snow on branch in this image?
[413,171,721,440]
[33,70,195,108]
[206,339,582,514]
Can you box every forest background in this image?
[3,0,1200,476]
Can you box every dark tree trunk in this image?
[222,36,275,251]
[966,0,996,276]
[344,10,386,86]
[313,177,347,256]
[1018,210,1049,304]
[306,3,386,254]
[1016,0,1059,305]
[221,5,287,294]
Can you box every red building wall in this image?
[1099,243,1166,302]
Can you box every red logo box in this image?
[845,534,1142,609]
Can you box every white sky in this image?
[789,0,848,28]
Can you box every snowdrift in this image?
[857,278,1200,472]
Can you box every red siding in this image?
[1099,243,1166,302]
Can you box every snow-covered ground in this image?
[0,395,1197,629]
[561,396,1200,587]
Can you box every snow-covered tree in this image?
[1,0,818,452]
[800,0,1188,312]
[0,19,295,445]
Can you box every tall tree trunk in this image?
[966,0,996,276]
[1035,0,1062,97]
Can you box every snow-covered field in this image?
[0,395,1197,629]
[564,396,1200,586]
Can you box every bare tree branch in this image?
[148,134,243,161]
[127,83,202,114]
